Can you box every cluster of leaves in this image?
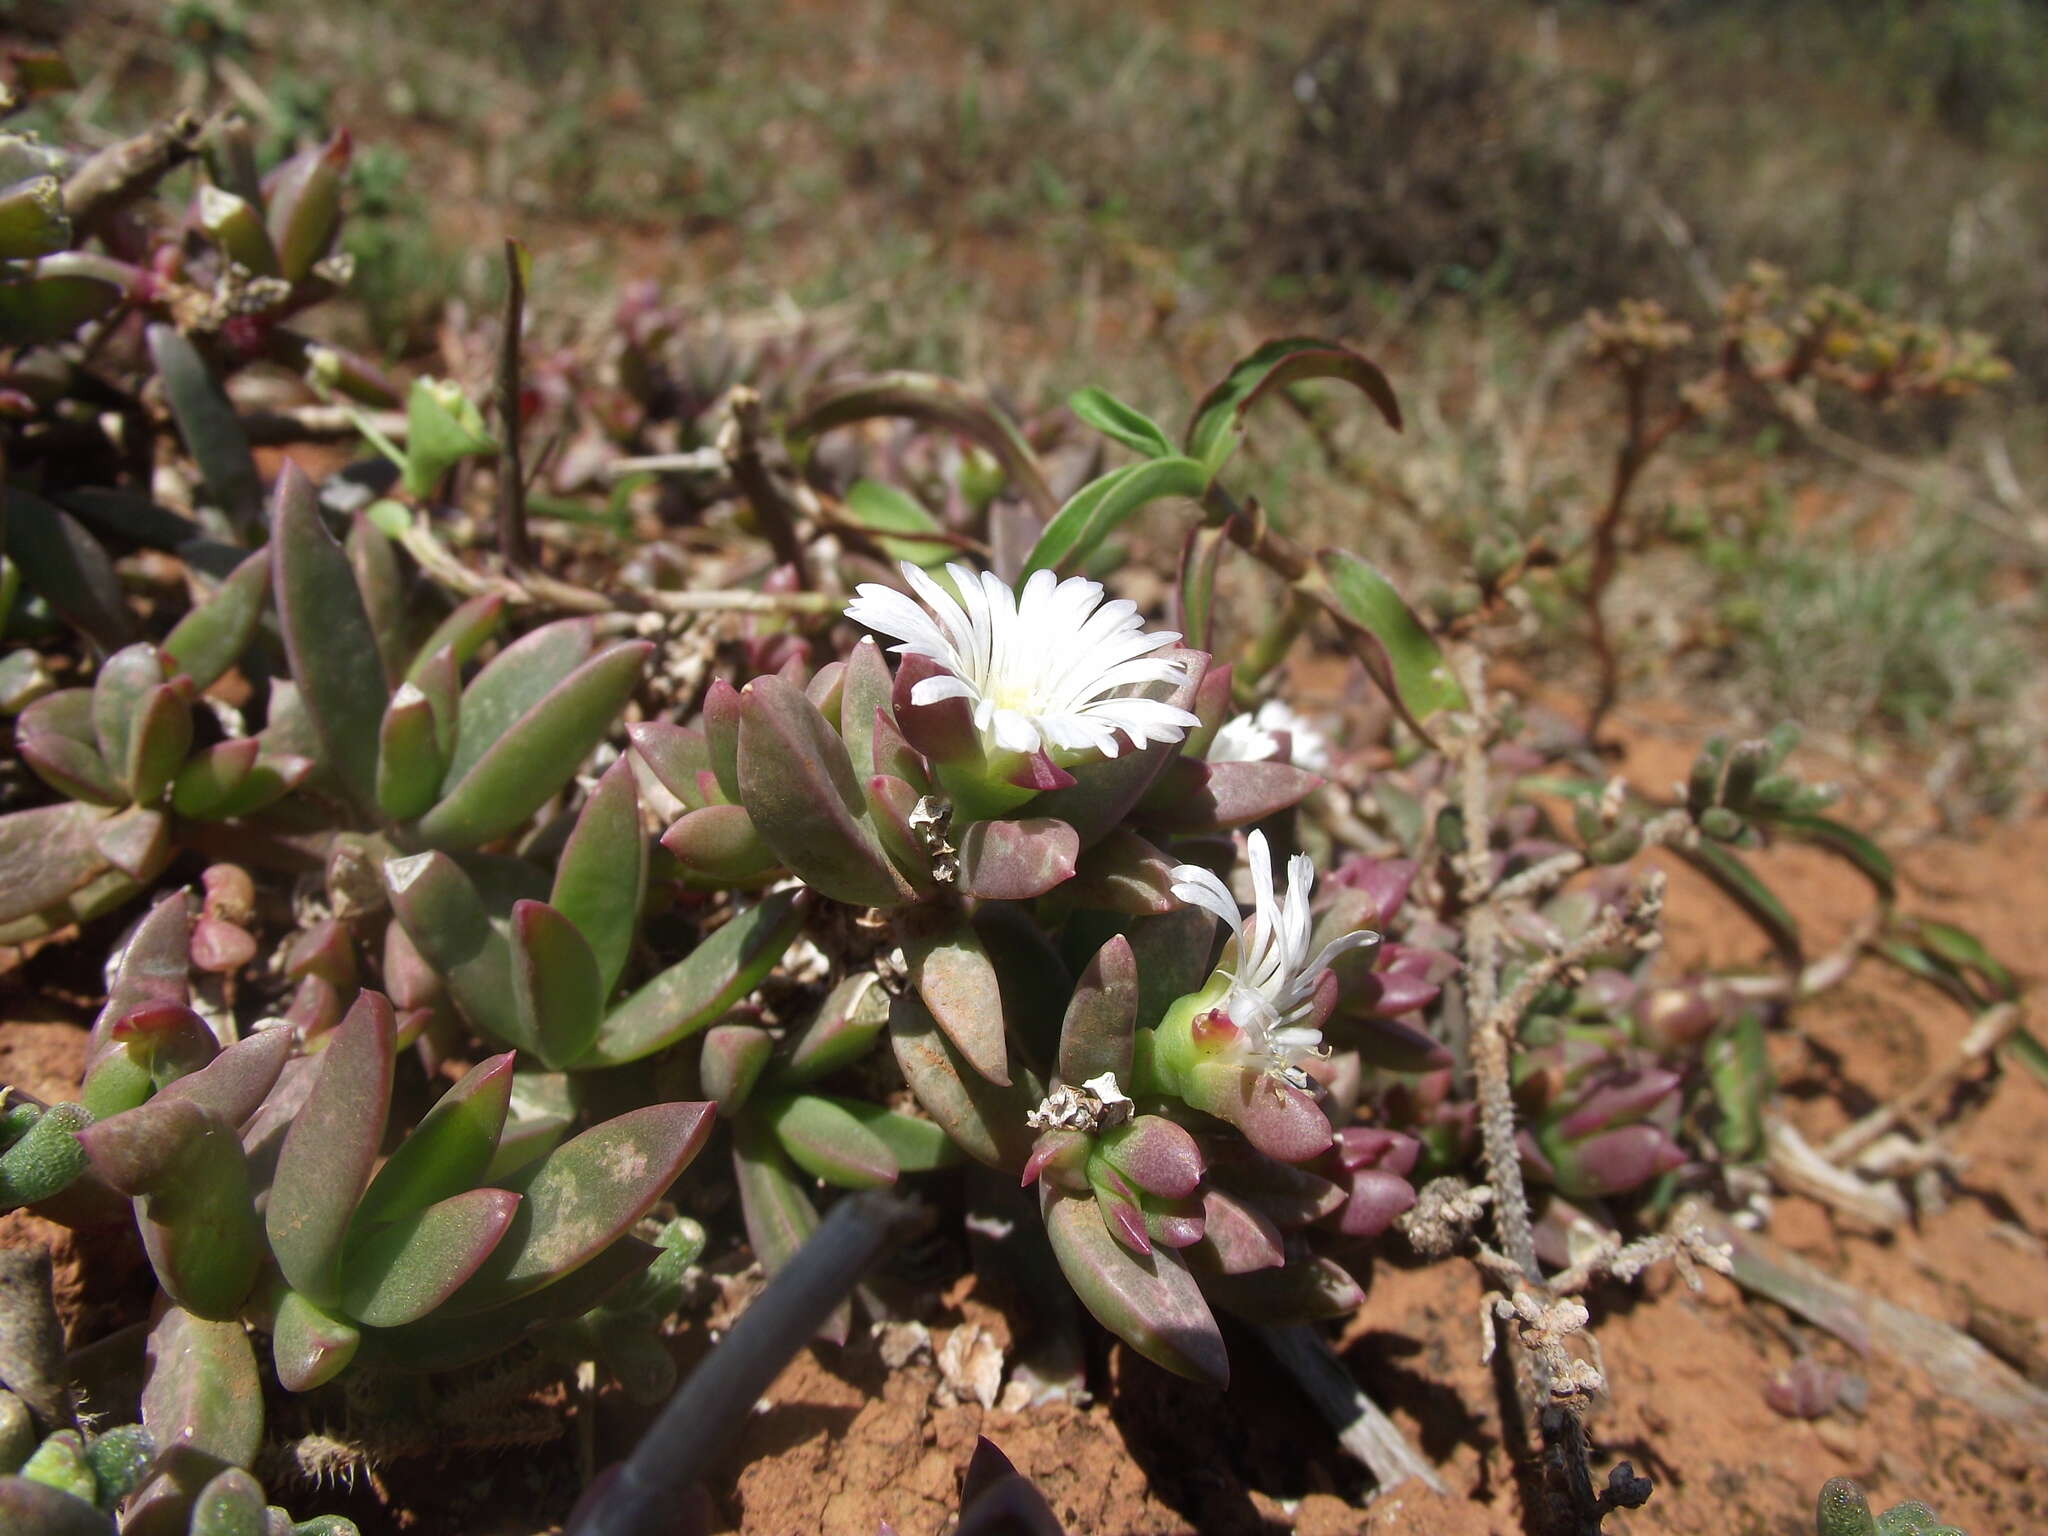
[0,40,2034,1536]
[1816,1477,1965,1536]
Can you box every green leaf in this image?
[549,758,646,997]
[384,852,531,1053]
[2007,1026,2048,1089]
[0,173,69,261]
[0,255,126,346]
[7,487,131,652]
[130,1106,263,1319]
[772,972,890,1087]
[403,593,505,685]
[338,1188,521,1327]
[447,1101,714,1311]
[415,640,649,850]
[843,480,952,567]
[147,325,263,539]
[440,618,594,788]
[375,683,446,822]
[1766,813,1895,905]
[792,371,1057,522]
[1020,456,1208,578]
[139,1305,262,1471]
[264,132,347,282]
[162,548,270,692]
[266,992,395,1307]
[1316,549,1466,731]
[1176,522,1228,654]
[1069,386,1174,458]
[754,1094,899,1189]
[346,514,409,688]
[1184,336,1400,477]
[586,889,808,1066]
[400,378,497,499]
[509,900,604,1069]
[271,466,388,817]
[839,1102,958,1172]
[354,1053,514,1226]
[1679,842,1803,969]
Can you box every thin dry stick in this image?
[61,109,206,232]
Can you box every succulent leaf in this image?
[1041,1186,1227,1386]
[549,757,646,996]
[354,1053,515,1226]
[904,911,1011,1085]
[339,1187,522,1327]
[266,992,395,1306]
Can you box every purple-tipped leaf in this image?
[90,643,164,776]
[660,803,780,883]
[628,721,714,810]
[1336,1168,1416,1238]
[904,911,1010,1085]
[339,1187,522,1327]
[1058,934,1138,1087]
[447,1101,714,1311]
[509,900,604,1069]
[702,678,743,802]
[1186,1188,1285,1275]
[404,592,506,685]
[1182,1063,1332,1164]
[1136,758,1322,834]
[735,676,912,907]
[131,1107,262,1319]
[1062,829,1180,916]
[957,817,1079,901]
[270,1288,360,1392]
[375,682,445,821]
[417,640,650,849]
[88,806,169,881]
[1041,1187,1227,1387]
[154,1027,292,1129]
[266,991,395,1306]
[87,890,191,1066]
[170,737,260,819]
[18,689,124,804]
[586,889,807,1066]
[1098,1115,1203,1200]
[700,1024,775,1114]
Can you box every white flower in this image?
[846,561,1198,759]
[1168,830,1377,1085]
[1206,699,1333,773]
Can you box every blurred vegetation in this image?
[25,0,2048,810]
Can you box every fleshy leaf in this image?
[729,1121,845,1344]
[375,684,446,822]
[355,1053,514,1226]
[660,804,780,883]
[509,900,604,1069]
[404,593,506,685]
[843,479,952,567]
[735,676,911,907]
[1201,1254,1364,1324]
[161,547,269,693]
[699,1024,775,1114]
[266,992,395,1306]
[383,852,529,1053]
[139,1306,261,1496]
[447,1101,714,1311]
[549,757,646,996]
[1316,549,1466,734]
[147,326,263,538]
[888,992,1040,1174]
[440,618,595,785]
[904,911,1010,1086]
[271,466,387,816]
[627,721,713,809]
[586,889,807,1066]
[8,486,132,651]
[1059,934,1138,1087]
[339,1187,522,1327]
[1182,1062,1332,1164]
[1041,1187,1227,1386]
[1062,829,1180,915]
[156,1027,294,1128]
[773,972,890,1086]
[1069,386,1175,458]
[1136,758,1321,833]
[269,1289,360,1393]
[756,1093,899,1189]
[416,640,650,849]
[957,817,1080,901]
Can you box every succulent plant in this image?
[1815,1477,1965,1536]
